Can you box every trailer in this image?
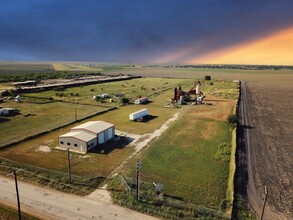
[134,97,148,104]
[129,109,148,121]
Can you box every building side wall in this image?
[87,138,98,151]
[59,137,93,153]
[97,126,115,144]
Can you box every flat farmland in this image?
[0,78,237,181]
[25,78,190,105]
[52,63,102,71]
[103,66,293,82]
[243,79,293,220]
[0,78,191,176]
[0,100,107,147]
[114,94,237,219]
[0,61,54,73]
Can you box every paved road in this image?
[0,176,158,220]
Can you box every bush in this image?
[204,75,211,80]
[227,114,237,125]
[120,97,129,104]
[53,86,65,91]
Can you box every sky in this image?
[0,0,293,65]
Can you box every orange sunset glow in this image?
[191,27,293,65]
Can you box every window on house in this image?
[60,141,64,144]
[91,142,94,146]
[74,144,78,147]
[67,143,71,146]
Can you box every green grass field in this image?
[0,78,237,177]
[0,76,238,219]
[0,100,107,147]
[121,98,236,207]
[0,78,191,176]
[25,78,190,105]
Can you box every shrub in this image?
[204,75,211,80]
[120,97,129,104]
[227,114,237,125]
[53,86,65,91]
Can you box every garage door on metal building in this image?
[107,128,113,140]
[98,132,105,144]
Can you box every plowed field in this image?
[241,80,293,220]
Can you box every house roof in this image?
[71,121,114,134]
[59,131,96,142]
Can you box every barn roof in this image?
[71,121,114,134]
[59,131,96,142]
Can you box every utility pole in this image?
[67,148,71,184]
[260,185,268,220]
[136,160,142,201]
[74,108,77,121]
[13,170,22,220]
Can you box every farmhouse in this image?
[58,121,115,153]
[134,97,148,104]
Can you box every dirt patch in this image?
[189,96,236,122]
[240,82,293,220]
[35,145,51,153]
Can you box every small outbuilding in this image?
[134,97,148,104]
[58,121,115,153]
[0,108,19,116]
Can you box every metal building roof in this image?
[71,121,114,134]
[59,131,96,142]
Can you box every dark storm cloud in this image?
[0,0,293,63]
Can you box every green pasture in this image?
[103,66,293,83]
[0,100,107,147]
[122,112,232,209]
[25,78,191,105]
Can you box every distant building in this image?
[134,97,148,104]
[58,121,115,153]
[0,108,19,116]
[12,80,36,88]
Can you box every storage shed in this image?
[58,121,115,153]
[134,97,148,104]
[0,108,19,116]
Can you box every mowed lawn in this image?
[122,97,236,209]
[0,100,106,147]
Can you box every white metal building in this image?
[58,121,115,153]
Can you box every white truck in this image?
[129,109,148,121]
